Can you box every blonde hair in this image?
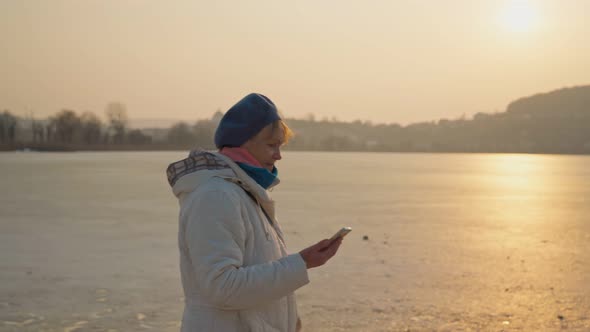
[252,119,294,145]
[277,120,294,144]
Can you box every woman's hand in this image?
[299,238,343,269]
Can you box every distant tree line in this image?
[2,85,589,154]
[165,111,221,150]
[0,103,152,149]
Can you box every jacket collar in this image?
[166,149,279,219]
[212,151,279,220]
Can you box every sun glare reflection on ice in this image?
[480,154,551,227]
[490,154,540,188]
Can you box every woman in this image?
[166,93,343,331]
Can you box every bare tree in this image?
[105,102,128,144]
[50,109,81,143]
[0,110,17,143]
[32,120,45,143]
[80,111,103,144]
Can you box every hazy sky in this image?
[1,0,589,125]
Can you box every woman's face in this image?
[242,123,284,171]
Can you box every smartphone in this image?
[329,227,352,242]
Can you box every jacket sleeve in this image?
[183,189,309,310]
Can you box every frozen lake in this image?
[1,151,589,331]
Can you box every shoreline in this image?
[2,143,590,156]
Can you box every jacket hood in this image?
[166,149,280,202]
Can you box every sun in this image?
[498,0,539,33]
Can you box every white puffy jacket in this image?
[167,150,309,331]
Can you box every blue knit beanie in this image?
[214,93,281,148]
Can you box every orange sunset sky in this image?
[1,0,589,125]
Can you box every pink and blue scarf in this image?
[220,147,278,189]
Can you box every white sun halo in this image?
[499,0,538,33]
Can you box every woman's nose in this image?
[273,148,282,160]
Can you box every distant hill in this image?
[507,85,590,117]
[282,85,590,154]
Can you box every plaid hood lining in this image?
[166,150,230,187]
